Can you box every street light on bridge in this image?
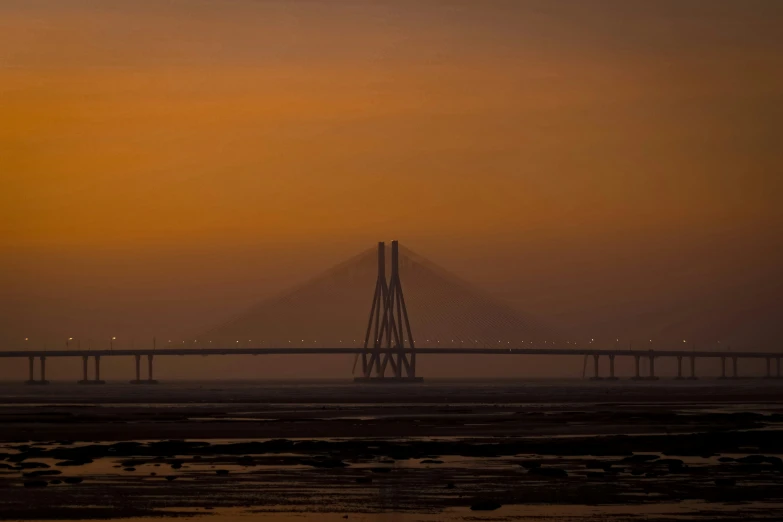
[110,336,116,350]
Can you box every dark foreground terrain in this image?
[1,380,782,521]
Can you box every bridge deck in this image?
[0,347,779,358]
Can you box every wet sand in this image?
[1,380,783,521]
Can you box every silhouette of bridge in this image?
[2,241,781,384]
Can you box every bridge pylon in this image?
[354,240,421,382]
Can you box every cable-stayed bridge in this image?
[1,241,781,384]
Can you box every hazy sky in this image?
[1,1,782,378]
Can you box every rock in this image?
[528,467,568,478]
[622,455,659,463]
[237,456,255,466]
[718,457,735,463]
[50,479,62,485]
[23,480,48,488]
[470,500,502,511]
[355,476,372,484]
[56,459,93,467]
[715,478,736,487]
[302,458,348,469]
[420,459,444,464]
[165,475,177,481]
[23,470,61,477]
[519,460,542,469]
[585,460,616,470]
[124,467,136,472]
[63,477,83,484]
[737,455,766,464]
[215,469,229,475]
[170,463,182,469]
[370,467,392,474]
[17,462,50,469]
[763,456,783,467]
[7,454,30,463]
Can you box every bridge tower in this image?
[355,241,420,382]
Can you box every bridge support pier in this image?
[687,356,698,380]
[130,354,158,384]
[607,355,617,380]
[79,355,105,384]
[719,356,727,379]
[731,357,739,379]
[777,358,781,379]
[675,356,684,380]
[25,355,49,385]
[765,358,772,379]
[648,354,658,380]
[632,355,642,380]
[132,354,158,384]
[590,354,602,380]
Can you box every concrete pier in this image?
[632,355,642,380]
[648,354,659,380]
[78,355,105,384]
[25,355,49,385]
[607,354,618,380]
[131,353,158,384]
[687,355,698,380]
[590,354,602,380]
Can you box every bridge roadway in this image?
[0,347,780,358]
[2,346,782,383]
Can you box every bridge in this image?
[3,241,782,384]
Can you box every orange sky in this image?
[1,1,782,378]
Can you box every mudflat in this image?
[1,380,782,521]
